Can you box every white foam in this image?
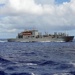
[31,73,35,75]
[69,62,75,67]
[0,41,7,42]
[53,73,70,75]
[26,63,37,66]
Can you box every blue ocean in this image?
[0,40,75,75]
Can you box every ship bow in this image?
[63,36,74,42]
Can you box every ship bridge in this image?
[17,30,40,39]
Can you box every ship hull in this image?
[8,36,74,42]
[63,36,74,42]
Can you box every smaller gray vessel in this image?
[8,30,74,42]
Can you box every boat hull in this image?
[7,36,74,42]
[63,36,74,42]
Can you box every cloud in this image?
[0,0,6,4]
[0,0,75,37]
[35,0,55,4]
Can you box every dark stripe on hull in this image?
[63,36,74,42]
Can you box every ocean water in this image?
[0,41,75,75]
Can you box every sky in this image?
[0,0,75,38]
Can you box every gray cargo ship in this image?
[8,30,74,42]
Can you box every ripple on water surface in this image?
[0,42,75,75]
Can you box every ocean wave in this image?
[0,71,7,75]
[42,71,75,75]
[0,57,12,64]
[10,72,36,75]
[56,63,74,70]
[19,60,59,66]
[11,72,31,75]
[12,60,60,66]
[0,42,75,74]
[39,60,59,66]
[26,63,37,66]
[69,62,75,67]
[56,71,75,75]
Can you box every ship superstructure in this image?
[8,30,74,42]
